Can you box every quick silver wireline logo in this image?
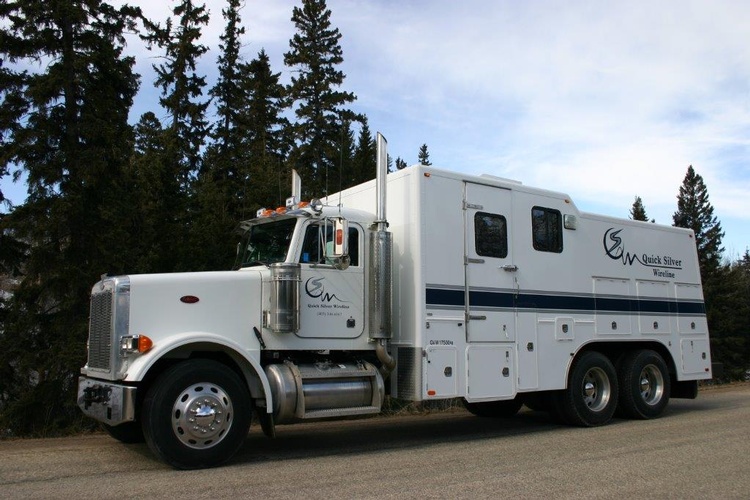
[603,228,683,278]
[304,277,348,304]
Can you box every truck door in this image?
[297,221,365,339]
[464,182,516,400]
[464,182,516,343]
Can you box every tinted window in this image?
[239,218,296,267]
[474,212,508,258]
[532,206,563,253]
[300,224,359,266]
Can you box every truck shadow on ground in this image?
[230,397,716,466]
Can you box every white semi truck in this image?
[78,134,712,469]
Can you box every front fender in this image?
[124,331,273,413]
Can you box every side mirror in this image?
[322,217,349,269]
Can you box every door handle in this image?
[501,264,518,272]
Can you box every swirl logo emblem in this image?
[603,228,624,260]
[304,277,348,303]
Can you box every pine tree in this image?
[209,0,245,156]
[0,0,140,435]
[707,251,750,379]
[142,0,210,184]
[336,120,356,192]
[141,0,210,271]
[284,0,358,198]
[418,144,432,166]
[351,118,376,185]
[129,112,180,273]
[0,58,10,206]
[673,165,724,279]
[242,49,290,211]
[673,165,727,377]
[395,157,408,171]
[629,196,649,222]
[193,0,250,270]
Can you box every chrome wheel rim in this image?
[172,382,233,449]
[639,364,665,406]
[582,367,611,412]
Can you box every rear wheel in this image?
[557,351,618,427]
[617,350,670,419]
[463,397,523,418]
[142,359,252,469]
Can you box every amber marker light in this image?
[427,389,436,396]
[138,335,153,353]
[120,335,153,354]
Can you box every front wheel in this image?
[142,359,252,469]
[557,351,618,427]
[617,350,670,419]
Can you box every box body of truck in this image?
[336,166,710,403]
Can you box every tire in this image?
[617,350,670,419]
[141,359,252,469]
[463,397,523,418]
[558,351,618,427]
[102,421,144,444]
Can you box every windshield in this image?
[237,218,297,268]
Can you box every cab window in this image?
[300,224,360,266]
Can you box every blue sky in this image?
[2,0,749,258]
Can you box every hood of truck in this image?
[121,270,265,379]
[128,269,264,340]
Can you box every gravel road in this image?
[1,384,748,499]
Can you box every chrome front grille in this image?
[88,290,113,370]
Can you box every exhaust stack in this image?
[370,133,395,378]
[287,169,302,208]
[375,134,388,229]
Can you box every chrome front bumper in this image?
[77,377,136,426]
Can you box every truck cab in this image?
[78,141,395,470]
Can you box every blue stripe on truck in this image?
[426,286,705,316]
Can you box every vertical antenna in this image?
[338,119,344,210]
